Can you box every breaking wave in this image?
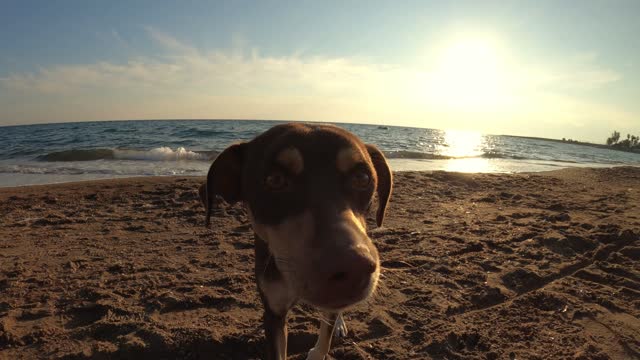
[38,147,216,162]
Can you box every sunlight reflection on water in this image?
[437,130,492,172]
[439,129,485,158]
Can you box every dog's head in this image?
[200,123,392,311]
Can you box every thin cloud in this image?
[0,35,408,100]
[520,53,621,91]
[110,29,130,50]
[143,26,199,55]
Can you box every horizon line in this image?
[0,117,612,145]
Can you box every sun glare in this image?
[425,37,511,110]
[439,129,484,158]
[438,130,491,172]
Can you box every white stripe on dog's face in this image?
[336,147,364,173]
[276,147,304,175]
[343,208,367,235]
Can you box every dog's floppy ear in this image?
[201,143,245,227]
[366,144,393,227]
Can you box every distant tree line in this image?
[606,130,640,150]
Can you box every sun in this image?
[424,36,511,110]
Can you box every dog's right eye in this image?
[265,172,289,191]
[350,170,371,190]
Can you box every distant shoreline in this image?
[502,134,640,155]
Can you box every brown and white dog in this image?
[199,123,392,360]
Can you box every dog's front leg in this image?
[256,237,295,359]
[306,312,339,360]
[264,307,288,360]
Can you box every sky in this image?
[1,0,639,142]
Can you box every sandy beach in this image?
[1,167,639,359]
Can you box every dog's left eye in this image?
[265,172,289,191]
[351,171,371,190]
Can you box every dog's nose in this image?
[322,250,377,305]
[327,252,376,284]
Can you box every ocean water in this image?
[1,120,639,187]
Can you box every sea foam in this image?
[113,147,207,161]
[39,147,211,162]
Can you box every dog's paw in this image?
[306,347,327,360]
[334,314,348,338]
